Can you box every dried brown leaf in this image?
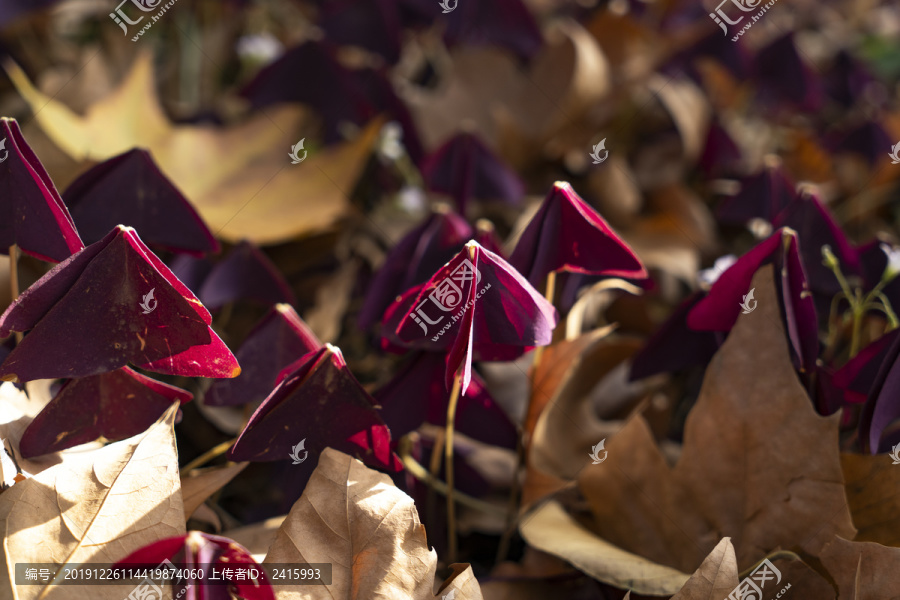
[818,536,900,599]
[180,461,247,519]
[264,448,483,599]
[669,537,739,600]
[840,452,900,546]
[0,403,185,600]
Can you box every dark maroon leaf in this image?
[443,0,543,62]
[205,304,321,407]
[0,117,84,262]
[833,329,899,406]
[668,29,751,82]
[630,292,723,380]
[374,351,517,449]
[19,367,191,458]
[317,0,402,64]
[859,331,900,453]
[687,227,819,373]
[358,207,471,330]
[63,148,219,256]
[509,181,646,289]
[772,187,859,295]
[698,119,743,177]
[393,241,558,392]
[199,241,295,309]
[716,156,796,224]
[420,132,524,215]
[0,225,240,382]
[826,120,894,167]
[824,50,878,109]
[0,0,63,28]
[754,32,823,113]
[228,344,401,471]
[113,532,273,600]
[168,253,215,296]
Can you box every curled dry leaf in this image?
[840,452,900,546]
[263,448,484,600]
[519,499,692,595]
[5,54,380,245]
[181,462,248,519]
[523,266,856,593]
[0,403,185,600]
[818,535,900,599]
[669,537,738,600]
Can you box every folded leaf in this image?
[205,304,321,407]
[199,240,296,310]
[228,345,400,472]
[64,148,219,256]
[0,225,240,382]
[19,367,192,458]
[0,117,84,262]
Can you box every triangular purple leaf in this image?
[509,181,646,288]
[228,345,401,471]
[199,241,295,309]
[0,226,240,382]
[205,304,321,407]
[19,367,191,458]
[64,148,219,256]
[0,118,84,262]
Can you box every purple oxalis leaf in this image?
[374,351,517,449]
[358,207,472,330]
[824,50,878,109]
[228,344,401,471]
[19,367,191,458]
[442,0,543,62]
[772,187,859,295]
[754,32,823,113]
[420,132,524,215]
[0,118,84,262]
[629,292,723,380]
[63,148,219,256]
[394,241,558,393]
[205,304,321,407]
[833,329,899,407]
[509,181,647,289]
[113,532,273,600]
[199,241,295,310]
[0,225,240,382]
[317,0,403,64]
[825,120,894,167]
[859,331,900,453]
[716,156,796,224]
[687,227,819,373]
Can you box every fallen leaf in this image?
[669,538,739,600]
[5,54,380,244]
[519,499,692,596]
[675,265,855,563]
[0,403,185,600]
[840,452,900,546]
[181,462,248,519]
[224,515,287,562]
[818,535,900,599]
[264,448,484,599]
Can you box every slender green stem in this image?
[850,290,864,359]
